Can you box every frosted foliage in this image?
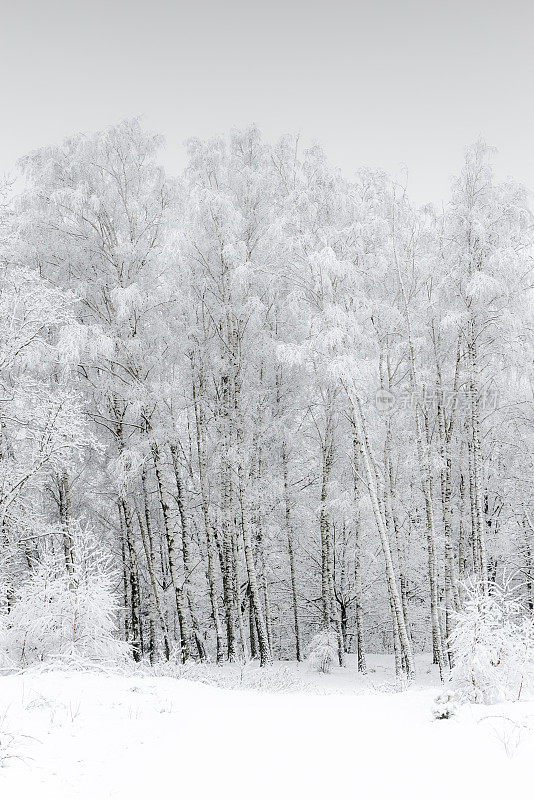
[0,120,531,683]
[307,630,339,673]
[450,579,534,704]
[0,524,129,668]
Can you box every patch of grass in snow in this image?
[23,689,81,723]
[478,714,534,758]
[13,654,131,675]
[5,656,325,695]
[0,734,16,766]
[0,713,21,768]
[148,660,320,693]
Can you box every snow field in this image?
[1,655,533,799]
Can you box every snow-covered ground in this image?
[1,654,533,799]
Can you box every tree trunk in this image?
[234,372,271,666]
[351,428,366,672]
[170,443,207,662]
[349,393,415,678]
[282,438,302,661]
[151,442,189,662]
[192,368,225,662]
[138,468,171,661]
[467,318,489,596]
[119,499,142,662]
[57,471,74,576]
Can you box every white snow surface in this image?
[1,654,533,799]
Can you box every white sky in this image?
[1,0,533,205]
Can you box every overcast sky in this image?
[1,0,533,205]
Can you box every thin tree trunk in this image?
[119,499,142,662]
[234,372,271,666]
[251,383,273,659]
[170,443,207,662]
[352,427,367,672]
[58,471,74,576]
[138,468,171,660]
[151,442,189,663]
[282,438,302,661]
[192,368,225,662]
[348,391,415,678]
[220,373,238,661]
[467,318,489,595]
[119,532,131,645]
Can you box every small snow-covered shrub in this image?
[307,629,338,674]
[0,523,129,668]
[450,578,534,704]
[432,691,458,720]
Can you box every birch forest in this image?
[0,119,532,682]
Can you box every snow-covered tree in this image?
[307,629,339,674]
[450,578,534,703]
[0,120,529,678]
[0,522,129,667]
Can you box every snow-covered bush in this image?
[0,523,129,668]
[432,691,458,720]
[307,629,338,674]
[450,578,534,704]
